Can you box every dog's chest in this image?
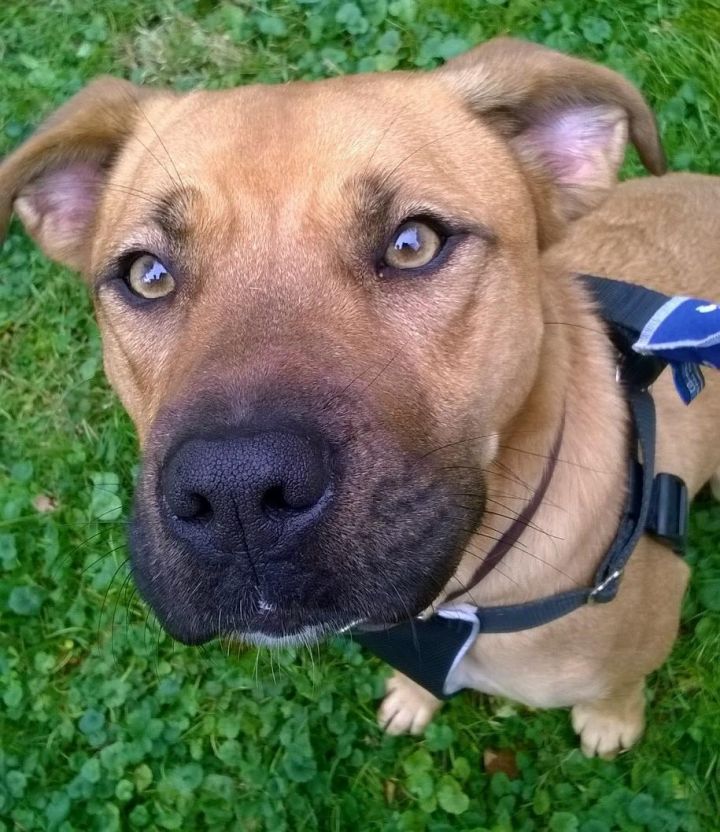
[446,634,606,709]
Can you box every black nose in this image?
[160,430,333,559]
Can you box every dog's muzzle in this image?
[130,389,483,647]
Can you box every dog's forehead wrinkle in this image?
[151,185,199,239]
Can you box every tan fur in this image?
[1,38,718,757]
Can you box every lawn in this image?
[1,0,719,829]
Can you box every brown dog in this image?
[2,38,719,758]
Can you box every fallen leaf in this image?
[483,748,519,779]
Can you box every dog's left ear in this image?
[438,38,666,243]
[0,77,170,271]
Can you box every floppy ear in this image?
[0,77,167,271]
[438,38,666,244]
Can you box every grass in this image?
[1,0,719,829]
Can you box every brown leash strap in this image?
[444,410,566,603]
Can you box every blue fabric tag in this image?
[633,296,720,404]
[671,363,705,405]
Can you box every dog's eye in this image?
[383,221,443,271]
[126,254,176,300]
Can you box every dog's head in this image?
[0,39,663,645]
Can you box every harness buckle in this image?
[588,569,624,604]
[646,473,689,554]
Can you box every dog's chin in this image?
[153,600,424,648]
[151,601,384,648]
[240,623,336,648]
[229,609,417,647]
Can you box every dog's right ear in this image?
[438,38,666,245]
[0,77,169,272]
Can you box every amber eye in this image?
[126,254,175,299]
[382,220,443,271]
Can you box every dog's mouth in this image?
[130,513,462,648]
[237,611,373,647]
[240,625,331,648]
[238,603,363,644]
[144,578,430,647]
[241,617,406,647]
[228,602,430,647]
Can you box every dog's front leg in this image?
[378,671,443,735]
[571,679,646,759]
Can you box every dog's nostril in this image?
[175,492,213,523]
[261,485,294,516]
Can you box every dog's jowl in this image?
[2,37,719,758]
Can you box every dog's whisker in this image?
[100,182,168,207]
[419,431,501,459]
[124,585,140,646]
[1,506,128,531]
[458,540,522,588]
[545,320,608,337]
[252,645,262,689]
[479,507,564,542]
[58,366,118,404]
[455,505,565,561]
[487,458,542,496]
[142,606,153,656]
[361,100,416,177]
[129,93,186,192]
[376,124,476,191]
[389,583,419,651]
[97,556,130,644]
[447,561,501,599]
[356,349,401,397]
[483,496,557,526]
[111,570,135,666]
[80,542,128,578]
[419,426,546,460]
[498,443,615,475]
[484,459,570,515]
[49,528,110,579]
[437,463,490,473]
[471,532,576,584]
[440,460,540,495]
[100,93,183,195]
[320,349,399,413]
[268,644,277,685]
[485,489,568,514]
[455,520,575,584]
[155,618,163,681]
[320,333,417,424]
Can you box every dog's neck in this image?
[444,264,629,607]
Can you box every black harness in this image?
[354,275,690,700]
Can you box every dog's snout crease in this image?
[160,428,333,560]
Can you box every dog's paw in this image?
[378,672,442,736]
[571,690,645,759]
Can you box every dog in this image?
[2,37,719,758]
